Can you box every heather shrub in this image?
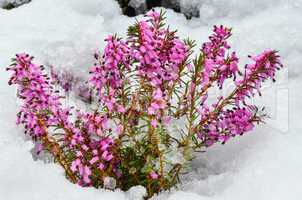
[7,10,282,198]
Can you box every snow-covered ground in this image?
[0,0,302,199]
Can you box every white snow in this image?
[1,0,302,199]
[126,186,147,200]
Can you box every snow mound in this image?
[1,0,302,199]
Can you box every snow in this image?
[126,186,147,200]
[1,0,302,199]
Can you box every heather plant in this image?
[7,10,282,198]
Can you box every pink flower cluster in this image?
[89,11,189,129]
[61,111,119,185]
[129,11,189,126]
[70,136,116,185]
[90,35,130,112]
[7,54,62,137]
[196,48,282,146]
[148,89,166,118]
[201,25,239,88]
[234,50,282,104]
[198,106,256,146]
[77,112,109,136]
[132,18,188,87]
[7,54,118,186]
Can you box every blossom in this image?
[7,53,61,137]
[100,138,114,151]
[149,171,159,180]
[71,158,82,173]
[198,106,257,146]
[151,119,158,128]
[102,150,114,161]
[201,25,238,88]
[89,157,99,165]
[78,112,109,136]
[132,17,188,88]
[148,88,166,116]
[90,35,131,111]
[82,165,92,184]
[234,50,282,105]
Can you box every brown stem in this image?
[37,118,77,183]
